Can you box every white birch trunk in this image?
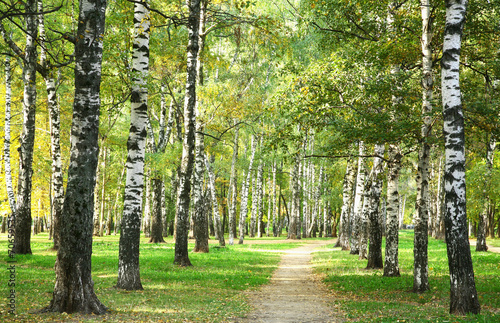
[337,158,356,249]
[193,121,208,251]
[174,0,201,267]
[37,0,64,249]
[43,0,108,312]
[350,141,366,254]
[117,0,150,289]
[288,153,301,240]
[250,170,257,237]
[256,159,264,237]
[204,153,225,247]
[412,0,435,292]
[441,0,480,314]
[365,144,386,268]
[399,195,406,229]
[228,124,239,245]
[238,136,257,244]
[272,160,278,237]
[384,144,403,277]
[3,55,16,215]
[475,137,495,251]
[14,0,38,255]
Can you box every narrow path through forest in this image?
[235,239,342,323]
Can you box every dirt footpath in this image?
[235,239,342,323]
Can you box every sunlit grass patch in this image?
[0,232,284,322]
[313,230,500,322]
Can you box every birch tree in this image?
[43,0,108,313]
[193,123,209,252]
[116,0,150,290]
[413,0,434,292]
[13,0,38,255]
[366,144,385,269]
[441,0,480,314]
[476,137,496,252]
[336,158,355,250]
[37,0,65,250]
[238,135,257,244]
[174,0,201,267]
[3,55,16,216]
[350,141,366,254]
[192,0,209,252]
[204,153,225,247]
[384,144,402,277]
[227,124,239,245]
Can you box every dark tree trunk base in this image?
[365,259,382,269]
[148,236,166,243]
[41,283,107,314]
[475,245,488,252]
[174,256,193,267]
[193,246,209,253]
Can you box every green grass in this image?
[312,230,500,322]
[487,238,500,248]
[1,231,498,322]
[0,233,298,322]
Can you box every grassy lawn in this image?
[0,233,302,322]
[313,230,500,322]
[487,238,500,248]
[1,230,498,322]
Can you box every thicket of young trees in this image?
[1,0,499,316]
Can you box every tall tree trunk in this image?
[228,124,239,245]
[288,153,301,240]
[384,144,402,277]
[441,0,480,314]
[350,141,366,254]
[366,144,385,269]
[143,167,152,237]
[98,147,107,237]
[336,158,355,249]
[14,0,38,255]
[43,0,108,312]
[308,166,322,238]
[193,124,209,252]
[256,160,264,237]
[238,136,257,244]
[272,160,278,237]
[476,137,495,251]
[250,170,257,237]
[412,0,434,292]
[174,0,201,266]
[38,1,64,250]
[192,0,209,252]
[4,55,16,219]
[149,177,165,243]
[205,153,225,247]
